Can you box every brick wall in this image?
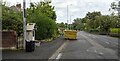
[1,30,17,48]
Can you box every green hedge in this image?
[110,28,120,34]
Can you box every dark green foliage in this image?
[2,0,57,40]
[27,1,57,40]
[72,11,120,33]
[2,4,23,36]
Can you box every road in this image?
[2,31,119,60]
[50,31,119,60]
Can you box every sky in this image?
[3,0,119,23]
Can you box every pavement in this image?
[2,31,120,61]
[2,36,66,59]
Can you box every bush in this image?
[110,28,120,34]
[27,11,57,40]
[109,28,120,37]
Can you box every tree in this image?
[2,3,23,36]
[72,18,84,30]
[85,11,101,29]
[110,1,120,28]
[36,1,56,20]
[26,1,57,40]
[85,11,101,20]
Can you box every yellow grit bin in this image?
[64,30,77,40]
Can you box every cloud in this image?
[3,0,117,23]
[52,0,117,23]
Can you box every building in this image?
[10,3,21,12]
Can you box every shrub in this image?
[110,28,120,34]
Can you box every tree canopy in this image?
[26,1,57,40]
[2,0,58,40]
[72,11,120,33]
[2,3,23,36]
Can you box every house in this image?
[10,3,21,12]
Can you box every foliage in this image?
[2,0,57,40]
[72,11,120,33]
[110,28,120,33]
[57,22,65,29]
[2,4,23,36]
[72,18,84,30]
[27,1,57,40]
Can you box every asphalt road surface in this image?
[52,31,119,60]
[2,31,119,60]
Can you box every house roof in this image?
[26,23,36,30]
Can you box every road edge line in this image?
[48,40,68,60]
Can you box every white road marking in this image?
[98,52,104,55]
[86,49,89,52]
[56,53,62,59]
[98,35,118,45]
[105,42,110,44]
[81,34,104,48]
[94,50,97,53]
[89,34,116,45]
[102,38,118,45]
[89,34,91,36]
[48,40,68,59]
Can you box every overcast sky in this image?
[3,0,118,23]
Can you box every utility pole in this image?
[23,0,26,49]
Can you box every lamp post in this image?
[67,5,68,30]
[23,0,26,49]
[67,4,72,30]
[70,15,73,30]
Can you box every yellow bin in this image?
[64,30,77,40]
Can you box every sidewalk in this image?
[2,36,66,59]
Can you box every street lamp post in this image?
[67,4,72,30]
[70,15,73,30]
[67,5,68,30]
[23,0,26,49]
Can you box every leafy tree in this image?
[2,3,23,36]
[85,11,101,20]
[72,18,84,30]
[72,11,120,33]
[85,11,101,29]
[27,1,57,40]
